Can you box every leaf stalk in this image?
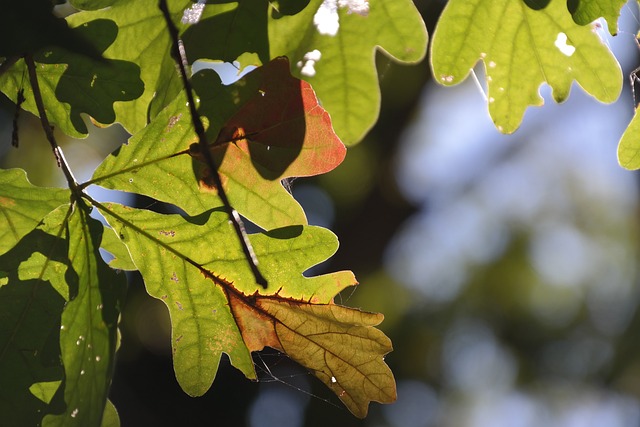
[25,54,81,200]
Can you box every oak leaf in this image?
[228,291,396,418]
[92,57,345,229]
[99,203,395,417]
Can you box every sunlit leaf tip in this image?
[618,107,640,170]
[431,0,622,134]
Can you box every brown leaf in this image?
[227,290,396,418]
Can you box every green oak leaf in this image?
[183,0,427,145]
[568,0,625,34]
[100,226,137,271]
[100,400,120,427]
[43,204,124,427]
[62,0,194,134]
[0,209,68,427]
[0,203,123,426]
[90,58,346,230]
[618,108,640,169]
[0,19,144,138]
[0,169,69,256]
[431,0,622,134]
[97,203,354,392]
[97,202,392,416]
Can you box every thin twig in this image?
[158,0,267,288]
[25,55,80,195]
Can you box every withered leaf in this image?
[228,291,396,418]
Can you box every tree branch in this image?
[158,0,267,288]
[25,55,80,195]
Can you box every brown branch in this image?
[158,0,267,288]
[25,55,80,195]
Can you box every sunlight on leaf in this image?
[0,169,69,256]
[231,295,396,418]
[42,204,124,427]
[100,400,120,427]
[92,58,345,230]
[60,0,193,134]
[183,0,427,145]
[431,0,622,134]
[29,381,62,405]
[0,20,145,138]
[618,107,640,169]
[100,226,137,271]
[96,202,392,416]
[99,203,257,394]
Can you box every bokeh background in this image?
[4,1,640,426]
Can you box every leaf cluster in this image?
[5,0,638,425]
[0,0,428,425]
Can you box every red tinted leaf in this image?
[192,57,346,185]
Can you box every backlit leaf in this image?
[568,0,625,34]
[183,0,428,145]
[62,0,193,134]
[618,107,640,169]
[231,295,396,418]
[97,202,393,416]
[42,204,124,427]
[431,0,622,133]
[0,20,144,138]
[0,209,68,426]
[0,202,123,426]
[100,400,120,427]
[91,58,345,229]
[0,169,69,256]
[100,226,136,271]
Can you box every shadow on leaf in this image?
[523,0,551,10]
[263,225,304,239]
[34,19,145,134]
[190,58,345,185]
[182,0,270,65]
[0,229,72,425]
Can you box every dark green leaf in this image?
[0,0,103,59]
[568,0,625,34]
[0,208,70,427]
[69,0,119,11]
[42,204,124,427]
